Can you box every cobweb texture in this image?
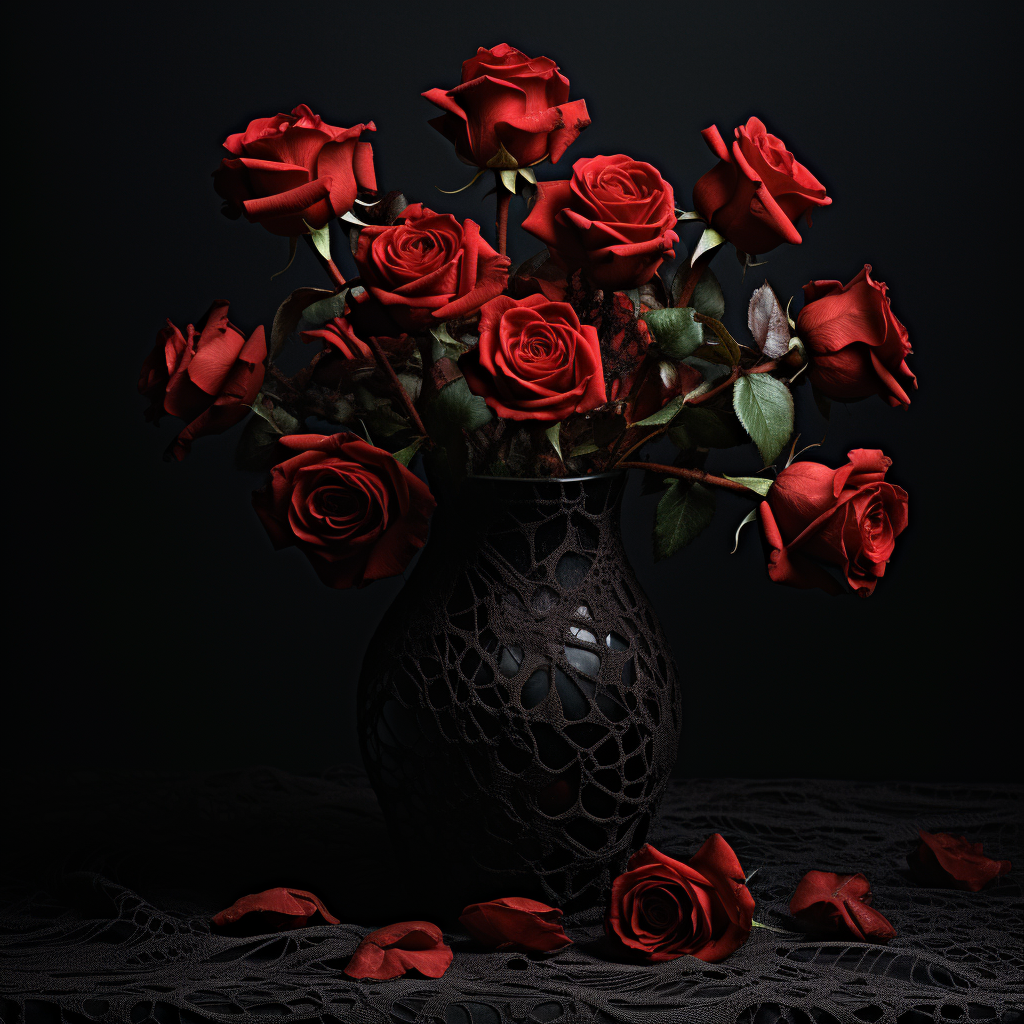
[2,769,1020,1022]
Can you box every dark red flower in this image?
[789,871,896,944]
[759,449,908,596]
[252,434,435,589]
[344,921,453,980]
[302,316,374,361]
[798,265,916,407]
[605,837,755,963]
[138,300,266,460]
[213,104,376,237]
[693,117,830,255]
[908,830,1012,892]
[522,155,678,290]
[459,897,572,952]
[353,203,509,330]
[422,43,589,169]
[459,293,606,422]
[212,888,339,931]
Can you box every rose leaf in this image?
[653,480,716,561]
[545,422,563,461]
[691,227,726,266]
[641,308,704,360]
[686,268,726,321]
[747,283,791,358]
[722,474,774,496]
[732,373,795,467]
[630,395,684,428]
[302,220,332,261]
[429,376,493,432]
[391,437,425,467]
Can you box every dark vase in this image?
[357,472,681,912]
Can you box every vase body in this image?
[357,472,681,912]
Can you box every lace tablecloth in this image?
[1,767,1021,1023]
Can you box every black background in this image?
[12,1,1015,783]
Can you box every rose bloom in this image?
[252,434,435,589]
[422,42,589,168]
[605,838,755,962]
[759,449,908,596]
[213,104,376,237]
[353,203,509,330]
[693,116,830,255]
[908,830,1012,892]
[460,897,572,952]
[523,154,678,290]
[798,265,916,407]
[459,293,606,421]
[138,300,266,461]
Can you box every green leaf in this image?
[732,373,795,466]
[297,288,351,331]
[430,322,468,361]
[518,166,538,185]
[391,437,425,466]
[545,422,563,461]
[500,168,518,194]
[303,220,331,261]
[641,307,704,360]
[668,407,747,450]
[653,480,716,561]
[630,395,684,427]
[569,443,601,457]
[429,376,493,432]
[723,474,774,496]
[689,268,725,321]
[693,314,742,365]
[731,508,759,554]
[691,227,726,266]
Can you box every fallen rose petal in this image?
[789,871,895,944]
[460,896,572,952]
[908,830,1012,892]
[344,920,453,980]
[212,887,339,930]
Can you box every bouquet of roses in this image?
[140,42,912,597]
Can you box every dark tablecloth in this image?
[1,767,1021,1023]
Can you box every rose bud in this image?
[353,203,509,330]
[797,265,916,407]
[344,921,452,980]
[459,294,606,422]
[138,300,266,461]
[213,104,376,237]
[759,449,908,597]
[459,897,572,952]
[252,434,435,589]
[522,155,679,290]
[693,117,830,256]
[212,888,339,933]
[605,837,755,963]
[422,43,589,169]
[908,830,1012,892]
[790,871,896,944]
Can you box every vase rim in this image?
[464,471,625,484]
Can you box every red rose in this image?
[211,888,339,931]
[459,294,606,422]
[759,449,908,597]
[344,921,452,980]
[459,897,572,952]
[422,43,589,168]
[522,155,678,290]
[302,316,374,361]
[213,104,376,237]
[797,265,916,407]
[908,830,1012,892]
[138,300,266,461]
[353,203,509,330]
[789,871,896,944]
[252,434,435,589]
[605,837,755,963]
[693,117,830,255]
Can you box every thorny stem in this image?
[364,334,433,447]
[617,461,762,497]
[303,233,347,291]
[674,247,716,308]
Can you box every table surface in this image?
[1,766,1021,1024]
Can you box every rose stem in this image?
[617,461,761,497]
[674,248,716,308]
[364,334,433,446]
[495,174,511,257]
[302,233,347,291]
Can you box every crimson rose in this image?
[523,155,678,289]
[459,897,572,952]
[423,43,589,168]
[214,104,376,237]
[789,871,896,944]
[138,300,266,461]
[908,830,1012,892]
[252,434,434,589]
[693,117,830,255]
[798,265,916,407]
[302,316,373,361]
[344,921,452,980]
[353,203,509,330]
[605,838,755,963]
[759,449,908,597]
[459,294,606,421]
